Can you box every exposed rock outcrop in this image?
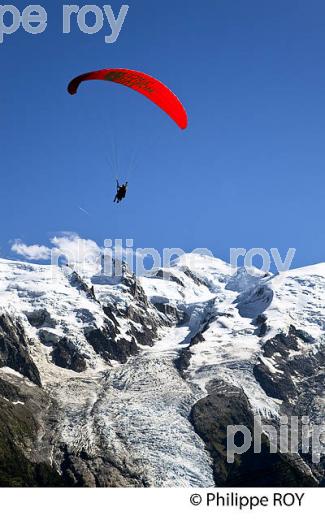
[0,371,63,486]
[190,380,318,486]
[0,315,41,386]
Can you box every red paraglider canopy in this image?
[68,68,188,130]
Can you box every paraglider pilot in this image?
[114,180,128,203]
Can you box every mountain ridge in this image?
[0,254,324,486]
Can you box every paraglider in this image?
[68,68,188,203]
[114,180,128,203]
[68,68,188,130]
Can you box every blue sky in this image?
[1,0,325,269]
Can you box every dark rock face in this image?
[190,380,318,487]
[174,332,205,376]
[254,326,325,484]
[25,309,56,329]
[254,326,324,403]
[0,373,64,487]
[190,331,205,346]
[174,347,192,376]
[86,327,138,364]
[253,314,268,337]
[103,306,120,328]
[152,269,185,287]
[180,266,212,288]
[87,277,150,363]
[69,272,97,301]
[59,447,145,487]
[153,301,185,326]
[51,338,87,373]
[98,273,168,351]
[0,406,63,486]
[36,329,88,373]
[0,315,41,386]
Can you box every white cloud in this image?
[11,240,51,261]
[50,233,102,277]
[10,234,146,278]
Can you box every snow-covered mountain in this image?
[0,254,324,486]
